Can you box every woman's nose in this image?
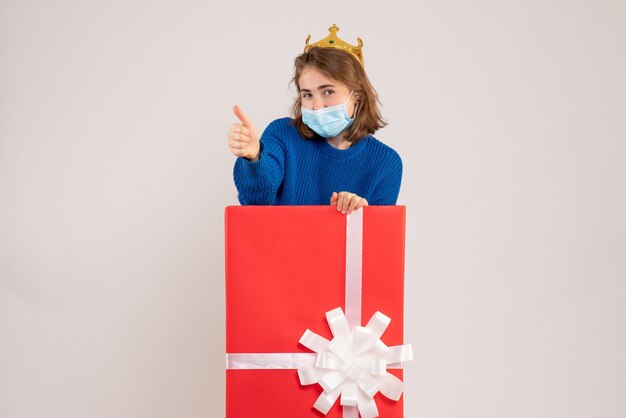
[312,98,324,111]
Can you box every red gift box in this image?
[225,206,410,418]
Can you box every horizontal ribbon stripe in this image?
[227,353,316,369]
[226,353,405,370]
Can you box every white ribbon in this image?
[226,208,413,418]
[345,208,364,328]
[297,307,413,418]
[227,353,316,369]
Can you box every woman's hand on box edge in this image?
[330,191,368,215]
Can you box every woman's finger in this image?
[343,194,358,214]
[338,192,354,214]
[228,145,247,156]
[335,192,346,212]
[230,125,250,136]
[347,195,362,214]
[233,105,253,128]
[353,197,368,212]
[330,191,338,205]
[228,139,247,150]
[228,125,252,142]
[229,146,245,157]
[227,131,251,142]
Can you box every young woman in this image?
[227,25,402,215]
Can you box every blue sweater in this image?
[233,117,402,205]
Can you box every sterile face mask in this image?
[301,91,355,138]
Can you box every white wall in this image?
[1,0,625,417]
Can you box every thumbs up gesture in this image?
[227,105,261,161]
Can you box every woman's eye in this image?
[323,90,334,96]
[301,93,312,99]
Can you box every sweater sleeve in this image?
[233,119,286,205]
[368,151,403,205]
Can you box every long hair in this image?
[290,47,387,143]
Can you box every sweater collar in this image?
[318,135,369,161]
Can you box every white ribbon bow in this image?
[298,307,413,418]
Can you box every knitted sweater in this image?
[233,117,402,205]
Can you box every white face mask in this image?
[301,91,355,138]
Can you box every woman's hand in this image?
[227,105,261,161]
[330,191,368,215]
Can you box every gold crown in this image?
[304,24,364,68]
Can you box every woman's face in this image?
[298,66,357,117]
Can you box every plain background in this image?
[1,0,625,417]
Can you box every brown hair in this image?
[290,47,387,143]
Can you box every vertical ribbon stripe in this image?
[345,208,363,329]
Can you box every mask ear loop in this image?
[345,90,354,103]
[347,90,358,121]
